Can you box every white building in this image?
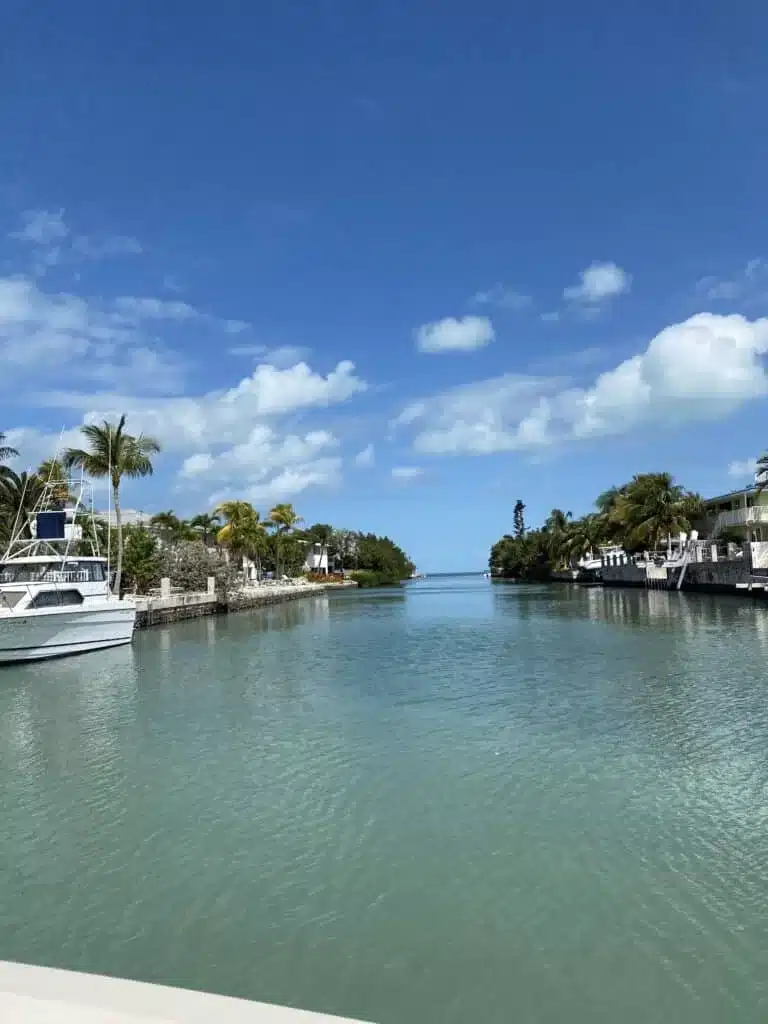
[96,508,149,528]
[302,542,329,574]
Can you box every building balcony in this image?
[713,506,768,533]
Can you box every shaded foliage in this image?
[490,472,703,580]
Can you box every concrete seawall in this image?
[134,582,352,630]
[600,557,762,594]
[0,960,369,1022]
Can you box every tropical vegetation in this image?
[2,419,414,593]
[63,416,161,595]
[490,472,704,581]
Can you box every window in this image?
[0,563,54,584]
[29,589,84,609]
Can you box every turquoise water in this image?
[1,577,767,1022]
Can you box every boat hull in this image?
[0,603,136,664]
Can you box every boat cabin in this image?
[0,556,111,614]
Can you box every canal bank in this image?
[134,581,355,629]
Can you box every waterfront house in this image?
[302,542,329,575]
[696,470,768,542]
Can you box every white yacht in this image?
[0,504,136,664]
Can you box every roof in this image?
[702,484,758,506]
[1,555,106,563]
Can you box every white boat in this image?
[0,484,136,664]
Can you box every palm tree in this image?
[268,503,304,578]
[611,472,702,553]
[0,469,45,547]
[0,432,18,488]
[150,509,193,545]
[543,508,572,567]
[0,431,18,462]
[63,416,161,596]
[37,457,72,508]
[755,452,768,494]
[215,501,266,581]
[189,512,221,547]
[565,514,606,563]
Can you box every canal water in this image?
[1,577,767,1022]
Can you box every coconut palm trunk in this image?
[112,480,123,596]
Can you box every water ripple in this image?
[0,580,767,1022]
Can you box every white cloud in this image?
[34,359,367,452]
[114,296,200,321]
[471,285,531,310]
[222,319,249,334]
[72,235,143,258]
[241,459,342,506]
[0,276,188,391]
[728,457,758,478]
[11,209,68,246]
[195,428,342,507]
[396,313,768,455]
[696,259,767,303]
[391,466,424,481]
[4,426,85,472]
[415,315,495,353]
[228,343,309,367]
[563,262,630,304]
[354,443,375,468]
[540,311,560,323]
[181,426,338,479]
[9,210,142,265]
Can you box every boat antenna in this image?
[107,429,113,594]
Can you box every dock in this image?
[0,961,369,1022]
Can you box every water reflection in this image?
[502,581,768,641]
[1,577,767,1024]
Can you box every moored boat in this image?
[0,486,136,664]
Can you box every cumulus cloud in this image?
[354,443,375,468]
[415,315,495,353]
[181,426,341,506]
[34,359,367,451]
[180,427,340,503]
[391,466,424,481]
[563,262,630,305]
[471,285,531,310]
[728,457,758,478]
[395,313,768,455]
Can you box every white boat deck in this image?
[0,962,369,1023]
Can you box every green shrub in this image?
[121,526,161,594]
[160,540,224,592]
[350,570,401,588]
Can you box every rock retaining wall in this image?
[134,583,342,629]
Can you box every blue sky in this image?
[2,2,768,572]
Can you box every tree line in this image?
[1,421,414,594]
[490,472,707,581]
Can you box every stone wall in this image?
[134,582,338,630]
